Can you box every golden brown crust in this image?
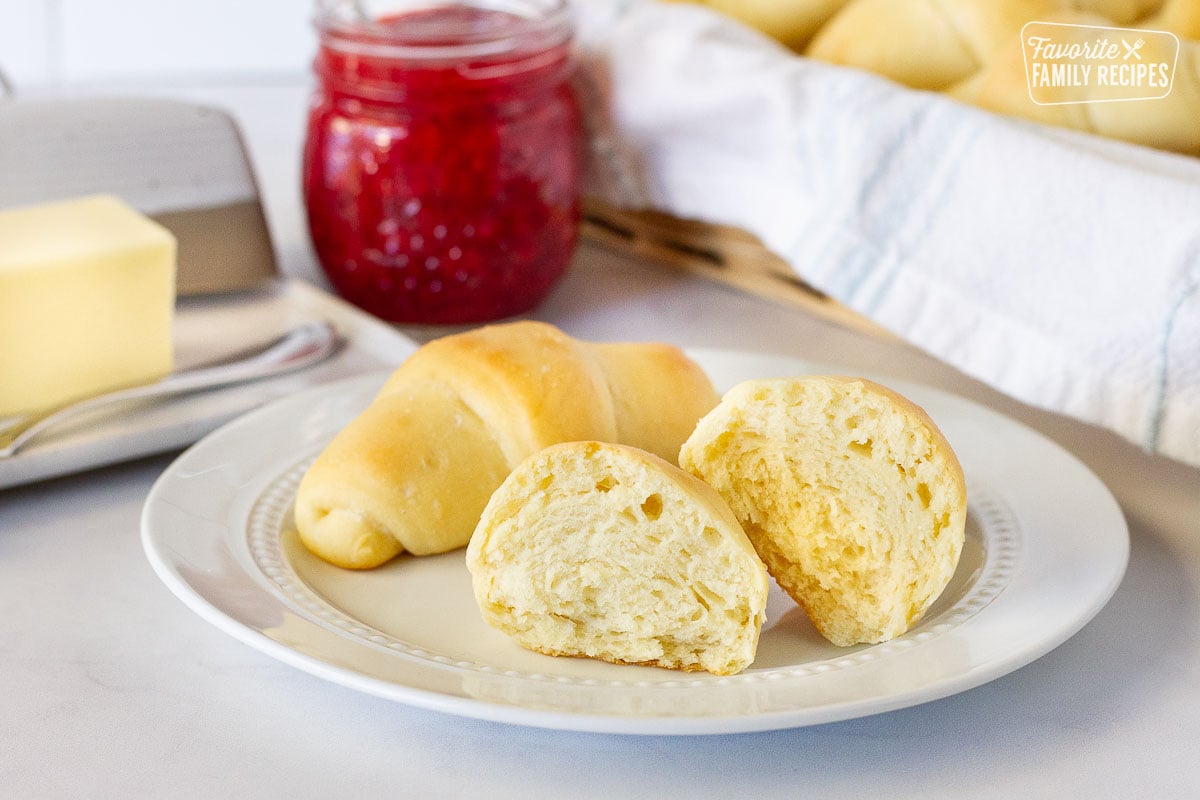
[295,322,720,569]
[795,0,1199,155]
[521,645,716,674]
[381,321,618,463]
[806,0,1060,91]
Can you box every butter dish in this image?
[0,95,277,296]
[0,278,417,490]
[0,95,418,488]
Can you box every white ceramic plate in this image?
[141,349,1128,735]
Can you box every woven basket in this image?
[580,199,892,339]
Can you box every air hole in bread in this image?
[848,438,873,458]
[595,475,617,492]
[657,634,680,652]
[904,585,920,623]
[933,512,950,539]
[701,526,723,548]
[917,482,932,509]
[640,493,663,520]
[725,608,749,624]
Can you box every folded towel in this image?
[576,0,1200,468]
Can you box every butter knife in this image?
[0,320,340,459]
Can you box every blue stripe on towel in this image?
[829,103,933,301]
[862,107,983,317]
[818,99,979,312]
[1146,251,1200,453]
[792,81,921,300]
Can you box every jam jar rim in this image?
[313,0,573,63]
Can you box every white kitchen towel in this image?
[574,0,1200,468]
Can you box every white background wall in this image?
[0,0,316,90]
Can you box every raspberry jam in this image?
[303,1,582,323]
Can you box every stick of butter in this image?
[0,195,176,416]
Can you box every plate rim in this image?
[141,348,1130,735]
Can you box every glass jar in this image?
[303,0,583,324]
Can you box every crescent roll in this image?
[294,321,719,569]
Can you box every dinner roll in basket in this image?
[466,441,770,676]
[680,376,967,647]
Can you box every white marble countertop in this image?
[3,82,1199,798]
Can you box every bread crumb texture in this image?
[466,441,769,675]
[680,377,967,647]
